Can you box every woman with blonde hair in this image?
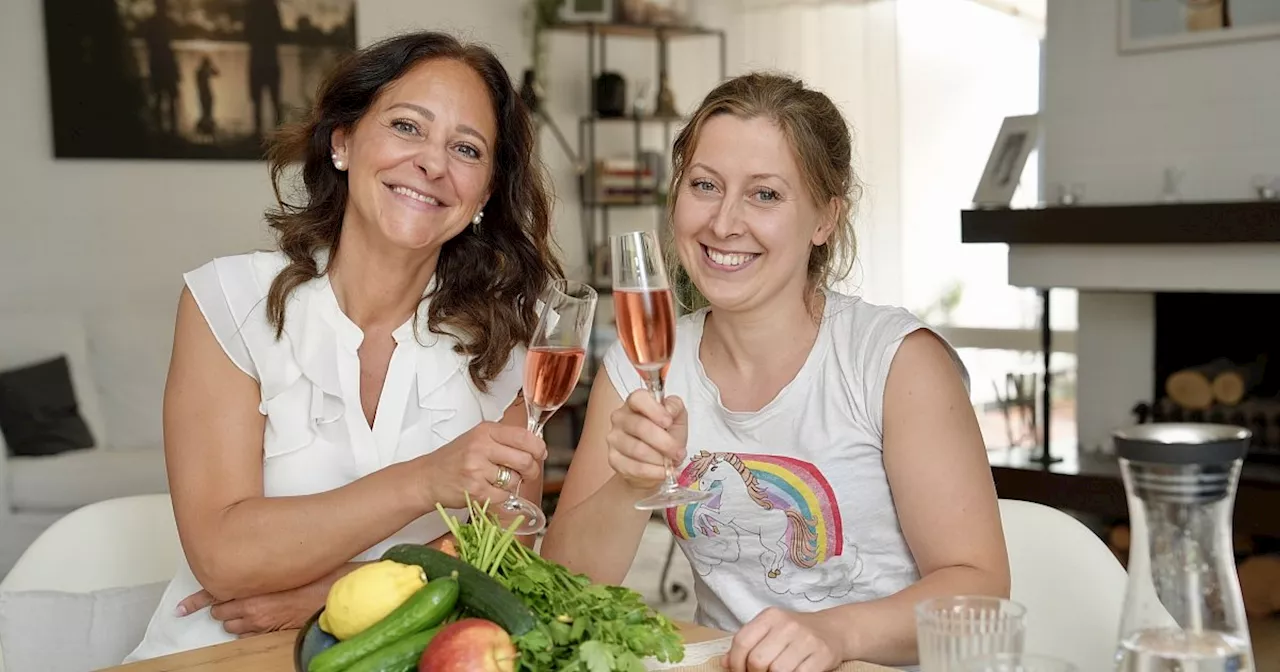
[542,72,1009,671]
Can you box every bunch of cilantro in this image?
[439,500,686,672]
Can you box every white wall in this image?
[0,0,743,385]
[1042,0,1280,452]
[1044,0,1280,204]
[0,0,739,453]
[0,1,531,315]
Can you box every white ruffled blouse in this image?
[124,249,524,663]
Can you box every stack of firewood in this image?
[1164,357,1265,410]
[1132,356,1280,457]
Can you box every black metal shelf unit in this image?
[535,23,726,602]
[540,21,727,290]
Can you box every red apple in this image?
[419,618,517,672]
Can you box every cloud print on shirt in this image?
[761,541,863,602]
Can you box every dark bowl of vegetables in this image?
[293,608,337,672]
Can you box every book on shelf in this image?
[591,157,662,202]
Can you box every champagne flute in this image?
[610,230,713,510]
[492,279,597,536]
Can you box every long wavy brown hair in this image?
[664,72,862,315]
[262,31,562,392]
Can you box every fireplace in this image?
[1133,291,1280,460]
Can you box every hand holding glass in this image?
[610,230,713,510]
[492,279,597,535]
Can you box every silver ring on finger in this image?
[492,465,512,489]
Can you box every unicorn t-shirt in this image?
[602,290,969,631]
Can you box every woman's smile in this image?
[700,243,761,272]
[385,182,448,212]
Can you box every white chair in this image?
[0,494,181,672]
[999,498,1129,670]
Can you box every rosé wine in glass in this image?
[610,230,712,510]
[491,281,596,535]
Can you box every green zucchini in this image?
[342,625,442,672]
[380,544,536,636]
[307,576,458,672]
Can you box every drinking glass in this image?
[962,653,1077,672]
[610,230,712,510]
[916,596,1027,672]
[492,279,597,536]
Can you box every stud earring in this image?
[331,153,345,171]
[472,210,484,226]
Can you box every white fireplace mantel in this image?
[1007,243,1280,293]
[963,200,1280,294]
[963,201,1280,455]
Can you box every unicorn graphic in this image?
[688,451,818,578]
[667,451,863,601]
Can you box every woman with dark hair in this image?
[124,31,562,661]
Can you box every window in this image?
[896,0,1074,450]
[737,0,1074,450]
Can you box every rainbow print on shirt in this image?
[665,451,845,578]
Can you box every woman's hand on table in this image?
[724,607,842,672]
[176,532,456,637]
[176,563,363,637]
[607,391,688,491]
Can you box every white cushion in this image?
[0,313,109,449]
[0,581,167,672]
[9,449,168,513]
[85,310,175,452]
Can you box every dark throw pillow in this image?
[0,356,95,457]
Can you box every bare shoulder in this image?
[172,285,209,356]
[887,329,966,389]
[168,285,258,395]
[882,328,978,452]
[172,286,221,361]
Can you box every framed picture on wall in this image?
[972,114,1040,209]
[42,0,357,160]
[1120,0,1280,53]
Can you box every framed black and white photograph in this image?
[972,114,1040,209]
[43,0,357,160]
[559,0,614,23]
[1120,0,1280,53]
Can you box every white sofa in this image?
[0,310,173,574]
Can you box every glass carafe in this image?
[1112,423,1254,672]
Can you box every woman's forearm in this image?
[822,565,1010,667]
[190,460,430,601]
[539,474,654,585]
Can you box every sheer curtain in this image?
[728,0,1069,448]
[732,0,907,307]
[730,0,1046,317]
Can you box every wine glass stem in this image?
[509,412,548,501]
[646,370,665,405]
[644,371,676,488]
